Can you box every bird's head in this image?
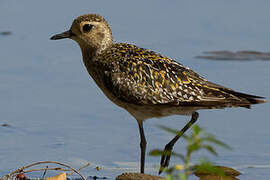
[50,14,113,53]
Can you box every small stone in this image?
[0,31,12,36]
[116,173,165,180]
[199,175,239,180]
[1,123,10,127]
[194,166,241,177]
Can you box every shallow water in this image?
[0,0,269,179]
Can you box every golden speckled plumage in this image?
[51,14,266,174]
[95,43,264,109]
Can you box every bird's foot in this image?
[158,144,173,174]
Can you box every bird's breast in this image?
[82,56,129,109]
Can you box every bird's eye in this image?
[83,24,93,32]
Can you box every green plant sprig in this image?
[149,124,231,180]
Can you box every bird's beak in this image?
[50,30,73,40]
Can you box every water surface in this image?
[0,0,269,179]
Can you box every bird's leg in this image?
[159,112,199,174]
[138,121,147,174]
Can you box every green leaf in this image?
[201,136,231,150]
[188,143,201,152]
[149,149,163,156]
[149,149,185,161]
[179,173,187,180]
[166,174,173,180]
[157,125,179,135]
[149,149,171,157]
[201,145,218,156]
[172,152,185,161]
[165,167,174,174]
[192,125,202,135]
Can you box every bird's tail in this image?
[222,89,267,107]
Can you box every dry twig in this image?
[1,161,86,180]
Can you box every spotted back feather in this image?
[99,43,265,107]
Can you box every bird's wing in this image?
[102,43,265,107]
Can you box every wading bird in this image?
[51,14,266,174]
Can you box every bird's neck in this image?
[81,46,97,61]
[80,41,112,61]
[80,46,98,78]
[80,45,108,81]
[80,45,110,95]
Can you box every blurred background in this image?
[0,0,269,179]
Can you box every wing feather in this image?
[102,43,265,107]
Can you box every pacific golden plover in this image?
[50,14,266,174]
